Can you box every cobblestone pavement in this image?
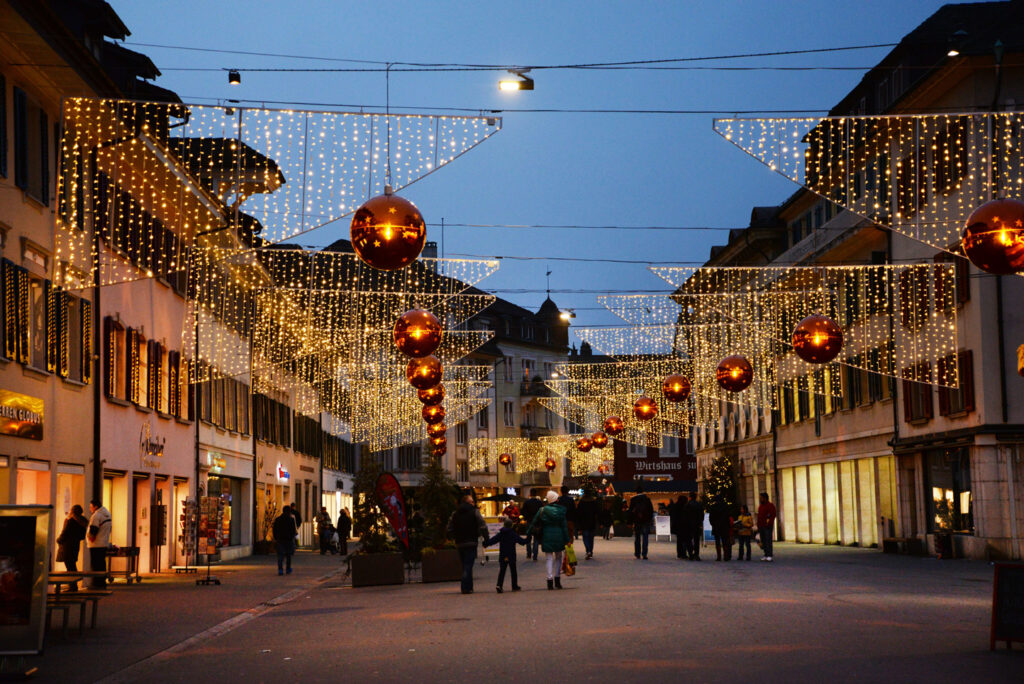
[30,539,1022,683]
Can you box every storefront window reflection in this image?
[925,448,973,534]
[207,475,242,546]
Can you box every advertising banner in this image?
[0,506,52,655]
[374,473,410,549]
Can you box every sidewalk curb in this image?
[94,567,343,684]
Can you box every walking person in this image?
[447,494,487,594]
[272,506,298,575]
[598,501,613,540]
[336,508,352,556]
[757,492,777,562]
[483,516,528,592]
[709,500,733,561]
[628,484,654,560]
[86,499,111,588]
[557,486,578,540]
[520,490,543,561]
[736,504,754,561]
[316,506,332,555]
[575,486,599,560]
[57,505,89,590]
[684,492,704,560]
[525,491,570,590]
[669,497,686,559]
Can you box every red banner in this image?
[374,473,410,549]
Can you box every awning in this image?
[611,480,697,494]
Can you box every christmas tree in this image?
[704,455,737,511]
[351,455,393,554]
[418,456,460,549]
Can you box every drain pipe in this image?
[1007,445,1021,560]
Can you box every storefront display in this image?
[178,498,198,568]
[198,496,225,554]
[207,476,242,546]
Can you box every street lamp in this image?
[499,69,534,91]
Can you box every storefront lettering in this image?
[276,463,290,481]
[139,422,165,468]
[0,389,43,440]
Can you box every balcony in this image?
[520,378,550,397]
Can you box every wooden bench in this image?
[47,590,113,634]
[45,599,74,638]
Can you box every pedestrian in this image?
[669,497,686,559]
[86,499,111,588]
[289,502,302,528]
[628,484,654,560]
[736,504,754,561]
[501,501,520,522]
[316,506,332,555]
[446,494,487,594]
[575,486,599,559]
[557,486,578,540]
[272,507,298,575]
[598,501,613,540]
[525,490,570,590]
[520,490,543,561]
[757,492,777,562]
[483,516,528,592]
[336,508,352,556]
[684,492,704,560]
[709,500,732,561]
[56,505,89,588]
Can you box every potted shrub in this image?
[351,458,404,587]
[417,456,462,583]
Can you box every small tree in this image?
[418,456,460,549]
[704,455,737,512]
[352,456,393,554]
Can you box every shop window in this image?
[902,363,934,423]
[938,351,975,416]
[12,88,49,205]
[26,277,47,371]
[925,449,973,534]
[456,460,469,482]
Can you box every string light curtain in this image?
[56,97,502,289]
[713,112,1024,262]
[468,437,549,473]
[538,434,608,477]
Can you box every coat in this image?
[484,525,528,559]
[628,494,654,527]
[447,502,487,549]
[272,512,298,553]
[576,497,599,532]
[57,515,88,562]
[668,500,685,535]
[525,503,570,553]
[521,497,543,528]
[684,498,705,532]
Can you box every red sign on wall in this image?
[612,440,696,481]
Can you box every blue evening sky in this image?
[112,0,968,333]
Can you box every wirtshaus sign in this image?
[612,439,696,481]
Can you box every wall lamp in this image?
[499,69,534,91]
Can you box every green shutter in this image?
[80,299,92,384]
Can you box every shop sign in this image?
[276,463,290,481]
[139,422,165,468]
[505,487,517,496]
[0,390,43,441]
[612,441,696,481]
[206,452,227,473]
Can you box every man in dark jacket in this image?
[272,509,299,575]
[336,508,352,556]
[520,491,543,561]
[557,486,578,539]
[684,492,705,560]
[575,491,599,559]
[709,501,732,561]
[628,484,654,560]
[668,497,686,559]
[446,494,488,594]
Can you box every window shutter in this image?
[0,74,7,178]
[937,356,950,416]
[57,290,70,377]
[168,351,179,417]
[103,316,115,396]
[2,260,16,358]
[80,299,92,384]
[39,109,48,206]
[959,350,975,413]
[126,327,139,403]
[185,360,194,421]
[16,267,29,365]
[921,362,933,420]
[898,271,911,328]
[12,87,27,189]
[147,340,158,410]
[45,282,57,374]
[901,368,913,424]
[956,257,970,304]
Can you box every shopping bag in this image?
[564,543,577,566]
[561,553,576,576]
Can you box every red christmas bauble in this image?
[792,314,844,364]
[716,355,753,392]
[393,309,442,358]
[591,431,608,449]
[576,437,593,452]
[498,453,513,467]
[662,374,692,402]
[432,445,447,457]
[544,457,557,472]
[633,396,658,421]
[597,464,609,475]
[430,435,447,448]
[603,416,625,436]
[422,404,446,424]
[427,422,446,437]
[418,384,445,406]
[961,198,1024,275]
[406,355,442,390]
[350,191,426,270]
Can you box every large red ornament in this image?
[662,374,691,402]
[393,309,442,358]
[544,457,557,472]
[576,437,593,452]
[591,431,608,449]
[406,355,442,390]
[498,453,513,467]
[961,198,1024,275]
[716,355,753,392]
[422,404,446,424]
[792,314,844,364]
[350,190,426,270]
[603,416,625,436]
[633,396,658,421]
[417,384,445,406]
[430,435,447,448]
[427,422,446,437]
[597,464,609,475]
[432,445,447,457]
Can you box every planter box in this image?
[421,548,462,583]
[351,552,405,587]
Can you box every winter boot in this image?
[547,579,554,590]
[554,577,562,589]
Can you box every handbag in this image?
[564,543,577,566]
[56,546,65,562]
[561,553,576,576]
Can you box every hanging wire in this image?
[385,62,393,187]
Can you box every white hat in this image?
[546,490,559,503]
